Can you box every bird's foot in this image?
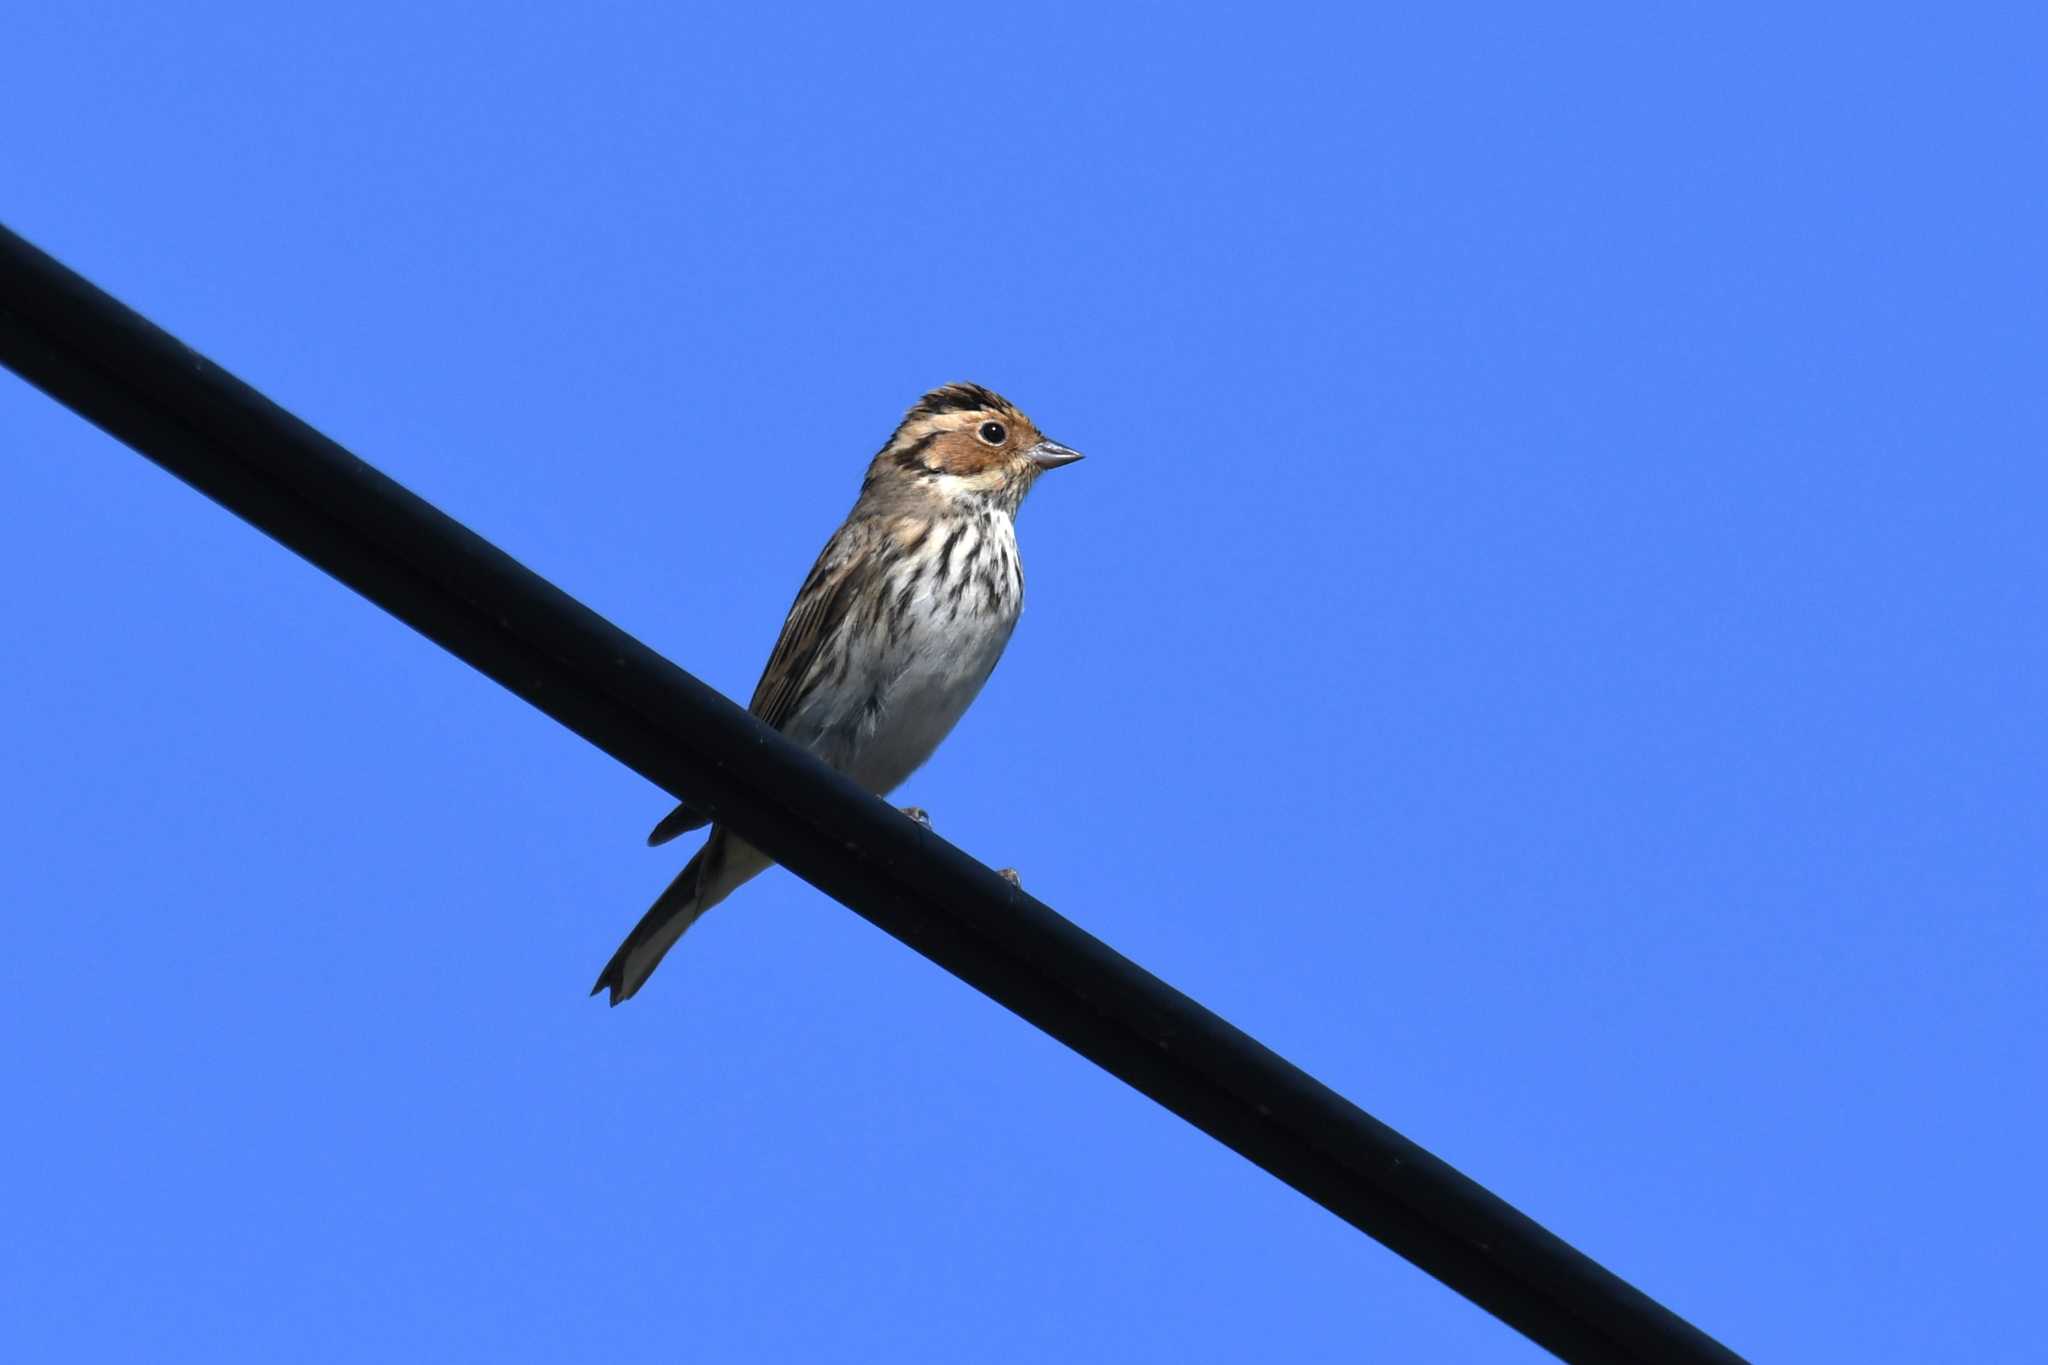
[997,867,1021,887]
[899,806,932,829]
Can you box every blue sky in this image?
[3,5,2041,1361]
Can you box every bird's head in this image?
[861,383,1083,515]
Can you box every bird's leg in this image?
[900,806,1013,883]
[897,805,1013,882]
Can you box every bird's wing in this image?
[746,521,884,735]
[645,522,883,848]
[645,801,708,846]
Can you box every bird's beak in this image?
[1030,439,1085,470]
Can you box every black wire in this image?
[0,223,1745,1365]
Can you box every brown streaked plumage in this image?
[592,383,1083,1004]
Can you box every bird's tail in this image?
[591,829,767,1005]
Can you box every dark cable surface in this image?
[0,224,1744,1365]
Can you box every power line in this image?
[0,223,1744,1365]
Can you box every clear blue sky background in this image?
[3,6,2041,1361]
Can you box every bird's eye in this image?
[977,421,1007,446]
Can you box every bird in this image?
[591,382,1085,1004]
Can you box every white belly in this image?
[847,607,1017,793]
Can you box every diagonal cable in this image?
[0,224,1744,1365]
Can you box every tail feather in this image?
[592,829,771,1005]
[592,845,711,1006]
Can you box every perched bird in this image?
[592,383,1084,1004]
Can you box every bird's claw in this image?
[898,807,1010,882]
